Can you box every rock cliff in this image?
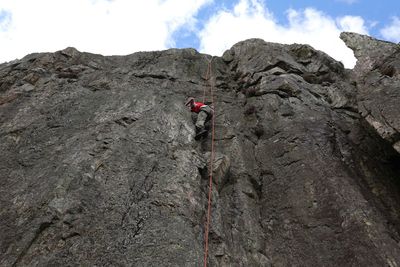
[1,32,400,266]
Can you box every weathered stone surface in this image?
[342,32,400,153]
[340,32,398,77]
[1,35,400,266]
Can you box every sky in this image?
[0,0,399,68]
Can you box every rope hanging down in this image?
[202,57,216,267]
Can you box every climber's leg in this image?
[195,110,208,133]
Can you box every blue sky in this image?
[174,0,400,50]
[1,0,399,68]
[266,0,398,37]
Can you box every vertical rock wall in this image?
[1,34,400,266]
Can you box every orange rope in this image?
[203,57,215,267]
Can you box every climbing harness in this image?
[202,56,216,267]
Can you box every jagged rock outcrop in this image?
[1,33,400,266]
[341,32,400,153]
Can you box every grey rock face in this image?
[341,32,400,153]
[1,35,400,266]
[340,32,398,76]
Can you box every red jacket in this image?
[191,102,206,113]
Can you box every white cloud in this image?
[0,0,374,69]
[337,16,368,33]
[380,16,400,43]
[368,20,379,29]
[0,0,210,63]
[0,10,12,31]
[198,0,369,68]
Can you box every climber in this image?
[185,97,213,140]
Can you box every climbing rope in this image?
[202,57,215,267]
